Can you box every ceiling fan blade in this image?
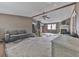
[46,16,50,19]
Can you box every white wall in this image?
[70,11,76,35]
[75,3,79,36]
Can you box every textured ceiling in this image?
[0,2,73,17]
[34,4,75,23]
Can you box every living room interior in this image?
[0,2,79,57]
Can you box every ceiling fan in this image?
[42,12,50,20]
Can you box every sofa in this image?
[5,30,35,43]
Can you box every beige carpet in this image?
[6,34,60,57]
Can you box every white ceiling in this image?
[0,2,73,17]
[34,4,75,23]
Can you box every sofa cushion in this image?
[5,30,27,43]
[5,34,10,43]
[5,30,35,43]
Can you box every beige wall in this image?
[0,14,32,33]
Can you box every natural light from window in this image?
[47,24,56,30]
[52,24,56,30]
[47,24,51,30]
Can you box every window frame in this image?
[47,23,56,30]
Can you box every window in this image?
[52,24,56,30]
[47,24,56,30]
[47,24,51,30]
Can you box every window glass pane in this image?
[52,24,56,30]
[47,24,51,30]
